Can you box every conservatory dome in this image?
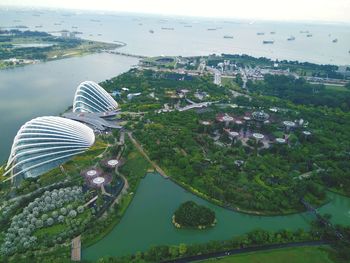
[73,81,118,113]
[4,116,95,180]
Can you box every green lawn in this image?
[201,246,334,263]
[324,84,349,92]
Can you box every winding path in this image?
[127,132,169,179]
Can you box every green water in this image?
[82,173,350,261]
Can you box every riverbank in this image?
[81,136,151,249]
[164,242,331,263]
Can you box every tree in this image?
[179,243,187,256]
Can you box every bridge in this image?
[105,50,148,59]
[300,198,343,239]
[71,235,81,261]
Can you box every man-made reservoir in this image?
[0,53,138,163]
[82,173,350,261]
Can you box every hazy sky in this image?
[1,0,350,23]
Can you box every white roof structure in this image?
[252,133,264,140]
[283,121,296,128]
[73,81,118,113]
[4,116,95,180]
[276,138,286,144]
[228,131,239,137]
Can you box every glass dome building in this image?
[4,116,95,180]
[73,81,118,113]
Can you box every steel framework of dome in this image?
[4,116,95,180]
[73,81,118,113]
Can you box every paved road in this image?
[163,241,328,263]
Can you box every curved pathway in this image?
[163,241,328,263]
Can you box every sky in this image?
[1,0,350,23]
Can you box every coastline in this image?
[0,39,126,71]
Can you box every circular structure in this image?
[243,116,251,121]
[201,121,211,126]
[252,133,264,140]
[252,111,270,122]
[303,131,311,136]
[87,170,97,176]
[276,138,286,144]
[107,159,119,167]
[92,177,105,185]
[228,131,239,137]
[222,115,234,122]
[283,121,296,128]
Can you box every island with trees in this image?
[172,201,216,229]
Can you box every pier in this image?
[71,235,81,261]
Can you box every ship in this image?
[257,32,265,35]
[287,36,295,41]
[161,27,174,30]
[223,35,234,39]
[207,28,217,31]
[306,34,313,37]
[35,25,43,28]
[332,38,338,43]
[270,31,276,34]
[149,30,154,34]
[263,40,274,44]
[184,25,192,28]
[300,30,309,34]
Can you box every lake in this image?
[82,173,350,260]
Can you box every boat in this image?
[306,34,313,37]
[287,36,295,41]
[72,26,78,29]
[149,30,154,34]
[98,34,102,36]
[270,31,276,34]
[161,27,174,30]
[223,35,234,39]
[54,23,61,26]
[184,25,192,28]
[90,19,100,22]
[15,25,28,29]
[300,30,309,34]
[332,38,338,43]
[257,32,265,35]
[35,25,43,28]
[263,40,274,44]
[207,28,217,31]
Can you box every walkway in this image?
[71,235,81,261]
[163,241,328,263]
[127,132,169,179]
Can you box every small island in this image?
[172,201,216,229]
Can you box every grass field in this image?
[202,246,334,263]
[324,84,349,92]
